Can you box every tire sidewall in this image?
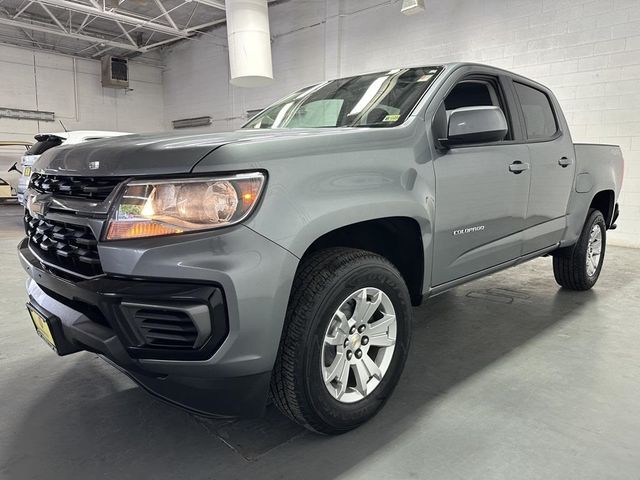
[302,262,411,432]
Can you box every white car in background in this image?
[0,141,32,204]
[17,131,130,205]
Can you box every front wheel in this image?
[553,209,606,290]
[270,247,412,434]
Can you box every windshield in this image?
[243,66,442,129]
[25,135,64,155]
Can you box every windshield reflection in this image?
[243,66,442,130]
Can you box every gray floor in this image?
[1,204,639,480]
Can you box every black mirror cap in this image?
[446,128,508,146]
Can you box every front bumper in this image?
[18,225,299,417]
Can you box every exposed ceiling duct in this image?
[0,0,227,60]
[226,0,273,88]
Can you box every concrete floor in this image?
[1,204,639,480]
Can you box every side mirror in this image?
[442,106,508,147]
[7,162,22,174]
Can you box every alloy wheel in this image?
[586,223,602,277]
[321,287,397,403]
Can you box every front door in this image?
[430,76,531,286]
[432,144,531,285]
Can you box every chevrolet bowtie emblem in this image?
[89,161,100,170]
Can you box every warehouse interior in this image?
[1,0,639,478]
[1,0,639,243]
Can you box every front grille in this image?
[135,309,199,349]
[24,211,103,277]
[30,173,122,201]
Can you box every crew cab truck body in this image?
[19,63,623,434]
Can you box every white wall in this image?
[163,0,640,247]
[0,44,164,143]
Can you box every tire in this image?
[553,209,606,291]
[270,247,412,434]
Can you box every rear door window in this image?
[513,82,558,139]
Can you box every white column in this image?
[226,0,273,87]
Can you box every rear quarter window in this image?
[514,82,558,139]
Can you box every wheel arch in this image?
[298,217,426,306]
[589,189,615,228]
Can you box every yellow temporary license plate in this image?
[28,305,56,350]
[23,166,31,177]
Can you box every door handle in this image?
[509,161,530,174]
[558,157,573,168]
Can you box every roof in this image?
[436,62,551,89]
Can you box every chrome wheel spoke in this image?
[368,332,396,347]
[335,310,351,335]
[352,362,369,397]
[334,358,350,399]
[362,354,382,380]
[353,289,382,324]
[325,331,346,346]
[324,352,346,382]
[588,256,596,275]
[368,313,395,334]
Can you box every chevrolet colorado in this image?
[19,63,623,434]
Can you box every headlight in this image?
[105,172,265,240]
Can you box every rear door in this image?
[512,80,576,254]
[431,72,531,285]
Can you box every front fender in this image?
[192,123,436,294]
[245,161,435,292]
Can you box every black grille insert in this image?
[135,309,199,349]
[30,173,123,201]
[25,211,103,277]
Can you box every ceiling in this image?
[0,0,228,62]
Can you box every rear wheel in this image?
[553,209,606,290]
[270,247,412,434]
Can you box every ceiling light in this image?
[401,0,425,15]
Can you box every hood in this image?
[33,129,370,177]
[35,131,240,176]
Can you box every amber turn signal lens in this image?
[106,221,183,240]
[238,178,261,210]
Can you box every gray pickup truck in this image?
[19,63,623,434]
